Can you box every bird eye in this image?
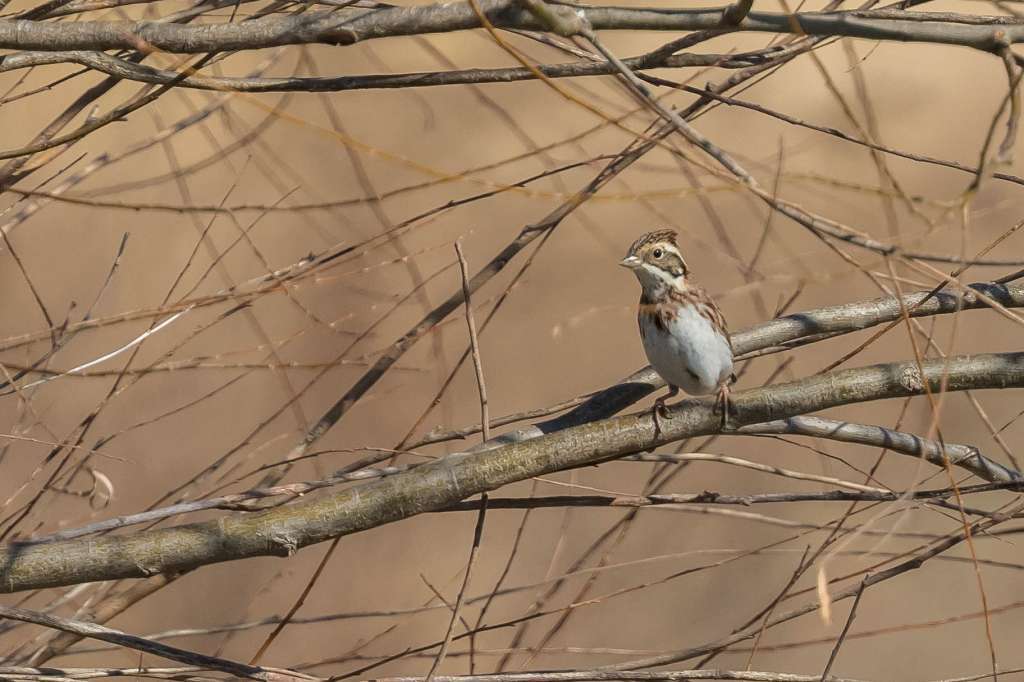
[652,248,663,258]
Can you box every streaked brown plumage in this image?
[620,229,736,433]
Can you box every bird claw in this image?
[712,384,737,432]
[649,386,679,450]
[651,399,669,443]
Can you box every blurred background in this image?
[1,2,1024,680]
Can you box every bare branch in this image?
[0,605,309,681]
[472,281,1024,453]
[2,2,1024,54]
[0,352,1021,594]
[374,671,870,682]
[442,481,1024,510]
[0,48,765,92]
[739,416,1019,482]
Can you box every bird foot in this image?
[648,386,679,451]
[712,383,738,432]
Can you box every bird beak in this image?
[619,255,641,269]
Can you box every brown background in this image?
[1,5,1023,681]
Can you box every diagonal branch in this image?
[0,605,310,681]
[0,352,1021,594]
[470,281,1024,452]
[739,416,1020,482]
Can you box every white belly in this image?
[640,306,733,395]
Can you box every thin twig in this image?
[819,577,869,681]
[425,241,491,682]
[380,672,869,682]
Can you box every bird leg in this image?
[712,381,737,431]
[651,385,679,445]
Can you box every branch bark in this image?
[471,281,1024,452]
[738,415,1020,482]
[1,1,1022,53]
[0,352,1021,594]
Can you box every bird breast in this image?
[639,304,733,395]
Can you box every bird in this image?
[619,229,736,434]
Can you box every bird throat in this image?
[639,275,685,304]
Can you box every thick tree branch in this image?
[1,1,1023,53]
[472,281,1024,451]
[0,353,1021,594]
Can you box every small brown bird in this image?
[620,229,736,431]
